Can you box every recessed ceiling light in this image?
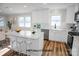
[24,5,27,8]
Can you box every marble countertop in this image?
[6,30,43,39]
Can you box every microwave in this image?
[74,11,79,21]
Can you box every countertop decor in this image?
[15,28,21,33]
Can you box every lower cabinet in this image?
[72,36,79,56]
[49,30,68,43]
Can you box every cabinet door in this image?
[30,39,42,56]
[49,30,67,42]
[30,39,39,50]
[72,37,79,56]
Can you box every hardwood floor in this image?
[0,40,70,56]
[42,40,70,56]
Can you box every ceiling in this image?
[0,3,77,15]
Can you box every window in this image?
[51,16,61,29]
[0,17,4,27]
[18,16,31,27]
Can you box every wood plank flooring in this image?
[0,40,70,56]
[42,40,70,56]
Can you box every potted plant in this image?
[7,21,12,30]
[32,23,41,34]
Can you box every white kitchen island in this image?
[7,30,44,56]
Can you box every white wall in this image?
[32,9,50,29]
[4,10,66,30]
[3,6,76,30]
[66,5,76,23]
[49,9,67,29]
[32,8,67,29]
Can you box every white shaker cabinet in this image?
[49,30,68,43]
[72,36,79,56]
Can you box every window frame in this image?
[51,16,61,29]
[18,16,31,28]
[0,17,5,27]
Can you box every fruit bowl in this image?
[15,28,21,33]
